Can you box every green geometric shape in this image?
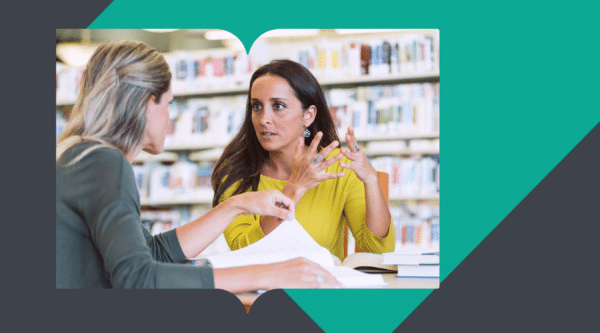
[87,1,600,331]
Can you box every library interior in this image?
[56,29,440,299]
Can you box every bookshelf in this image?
[56,29,440,254]
[55,70,440,107]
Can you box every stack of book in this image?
[382,251,439,278]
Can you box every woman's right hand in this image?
[213,257,342,293]
[259,257,342,289]
[231,190,296,221]
[286,132,346,196]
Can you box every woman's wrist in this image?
[362,173,380,187]
[254,264,272,290]
[221,195,245,217]
[283,182,306,204]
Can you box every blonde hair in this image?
[56,40,171,165]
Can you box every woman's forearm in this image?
[213,265,268,293]
[175,199,242,258]
[363,178,392,238]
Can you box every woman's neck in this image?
[126,146,142,164]
[263,145,308,180]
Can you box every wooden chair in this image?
[343,171,389,258]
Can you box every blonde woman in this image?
[56,41,340,290]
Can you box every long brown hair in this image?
[211,59,339,207]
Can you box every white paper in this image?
[199,219,386,288]
[202,219,335,269]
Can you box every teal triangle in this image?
[86,1,600,331]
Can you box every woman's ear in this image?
[146,95,157,115]
[303,105,317,127]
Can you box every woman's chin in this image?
[142,146,162,155]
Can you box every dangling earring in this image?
[304,127,311,137]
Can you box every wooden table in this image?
[236,274,439,313]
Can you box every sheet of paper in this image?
[201,219,336,269]
[325,266,387,288]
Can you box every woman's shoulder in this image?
[59,141,128,172]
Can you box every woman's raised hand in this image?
[232,190,296,221]
[287,131,346,194]
[340,126,378,184]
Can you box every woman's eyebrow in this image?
[270,97,288,102]
[250,97,288,102]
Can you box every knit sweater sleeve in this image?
[77,147,214,288]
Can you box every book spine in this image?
[360,43,371,76]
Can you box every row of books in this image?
[165,51,255,93]
[371,156,440,197]
[392,201,439,250]
[293,34,437,79]
[164,95,246,148]
[132,159,215,203]
[326,83,439,137]
[56,33,438,103]
[132,154,440,205]
[162,82,440,149]
[57,84,439,149]
[394,218,440,251]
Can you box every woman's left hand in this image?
[340,126,378,184]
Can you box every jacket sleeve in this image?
[81,148,214,288]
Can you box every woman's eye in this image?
[273,102,285,110]
[252,103,262,111]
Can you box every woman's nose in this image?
[259,110,272,125]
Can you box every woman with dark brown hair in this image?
[212,59,395,260]
[56,42,340,290]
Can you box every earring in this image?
[304,127,311,137]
